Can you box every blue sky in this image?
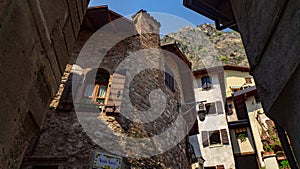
[88,0,214,34]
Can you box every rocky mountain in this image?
[161,24,249,70]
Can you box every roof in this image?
[193,64,250,76]
[232,86,257,97]
[81,6,134,33]
[161,42,192,68]
[223,65,250,72]
[183,0,238,31]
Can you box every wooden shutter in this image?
[221,129,229,145]
[234,96,247,120]
[216,101,223,114]
[106,70,126,114]
[205,103,211,114]
[202,131,209,147]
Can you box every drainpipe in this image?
[275,123,299,169]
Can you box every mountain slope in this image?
[161,24,249,70]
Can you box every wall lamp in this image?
[177,100,207,121]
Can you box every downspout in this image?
[275,123,299,169]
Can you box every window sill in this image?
[206,113,223,117]
[201,87,213,91]
[209,144,223,148]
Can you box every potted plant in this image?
[263,144,275,156]
[237,133,247,142]
[280,160,290,169]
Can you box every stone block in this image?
[63,15,76,54]
[66,0,81,37]
[230,0,286,67]
[51,24,70,75]
[76,0,84,23]
[27,0,62,84]
[0,0,55,168]
[81,0,90,16]
[37,0,69,33]
[251,0,300,114]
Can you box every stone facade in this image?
[21,7,195,169]
[228,0,300,167]
[0,0,89,168]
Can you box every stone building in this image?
[0,0,90,168]
[184,0,300,168]
[20,6,197,169]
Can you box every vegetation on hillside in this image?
[161,24,249,70]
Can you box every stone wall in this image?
[21,8,193,169]
[0,0,89,168]
[230,0,300,166]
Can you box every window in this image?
[226,103,233,115]
[209,130,221,145]
[245,77,252,84]
[204,167,216,169]
[83,69,110,110]
[165,65,175,92]
[201,76,212,89]
[216,165,225,169]
[202,129,229,147]
[235,127,247,135]
[230,87,240,93]
[204,101,224,115]
[204,165,224,169]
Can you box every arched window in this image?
[84,69,110,107]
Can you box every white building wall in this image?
[246,95,280,169]
[194,72,235,169]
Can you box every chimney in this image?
[132,9,161,48]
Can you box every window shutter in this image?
[202,131,209,147]
[216,101,223,114]
[234,96,247,120]
[107,70,126,113]
[221,129,229,145]
[205,103,211,114]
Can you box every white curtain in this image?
[98,85,107,97]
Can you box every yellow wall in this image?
[230,127,256,155]
[224,70,255,97]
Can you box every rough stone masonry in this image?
[20,7,195,169]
